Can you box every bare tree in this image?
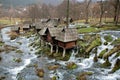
[113,0,120,25]
[99,0,104,25]
[84,0,92,23]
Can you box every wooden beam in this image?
[63,48,66,57]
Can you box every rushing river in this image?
[0,27,120,80]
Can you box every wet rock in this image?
[51,76,57,80]
[0,41,4,46]
[66,62,77,69]
[103,45,120,59]
[13,58,22,63]
[104,35,113,42]
[85,36,101,55]
[110,59,120,73]
[0,76,6,80]
[76,72,93,80]
[4,45,17,52]
[101,58,111,68]
[0,48,4,53]
[17,42,22,45]
[114,52,120,58]
[36,68,44,78]
[16,49,23,54]
[7,31,19,40]
[98,48,108,58]
[104,42,108,45]
[111,38,120,45]
[48,65,59,70]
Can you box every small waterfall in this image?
[68,50,76,62]
[8,55,37,80]
[0,27,37,80]
[1,27,11,42]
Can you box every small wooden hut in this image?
[55,28,78,57]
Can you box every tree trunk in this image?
[85,0,91,24]
[114,0,120,25]
[99,0,104,26]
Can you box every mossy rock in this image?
[0,41,4,46]
[103,45,120,59]
[13,58,22,63]
[28,42,34,47]
[48,65,59,70]
[66,62,77,69]
[8,32,19,40]
[76,72,93,80]
[60,54,70,61]
[104,35,113,42]
[53,53,61,57]
[114,52,120,58]
[110,59,120,73]
[98,48,108,58]
[36,69,44,77]
[101,58,111,68]
[17,42,22,45]
[35,49,41,55]
[111,38,120,45]
[51,76,57,80]
[16,50,23,54]
[4,45,17,52]
[85,36,102,54]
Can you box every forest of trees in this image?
[0,0,120,25]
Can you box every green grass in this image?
[77,27,100,33]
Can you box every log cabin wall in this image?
[46,30,53,43]
[65,41,76,49]
[58,41,76,49]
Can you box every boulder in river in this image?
[66,62,77,69]
[76,72,93,80]
[98,48,108,58]
[110,58,120,73]
[94,52,98,62]
[103,45,120,59]
[101,58,111,68]
[48,65,59,70]
[36,68,44,78]
[85,36,101,55]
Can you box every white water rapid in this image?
[1,27,37,80]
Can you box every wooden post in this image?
[63,48,66,57]
[56,46,58,53]
[50,44,53,53]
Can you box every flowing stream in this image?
[0,27,120,80]
[0,27,37,80]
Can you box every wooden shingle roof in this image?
[48,28,63,37]
[39,27,47,35]
[35,22,45,29]
[46,19,59,27]
[39,27,63,36]
[55,28,78,42]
